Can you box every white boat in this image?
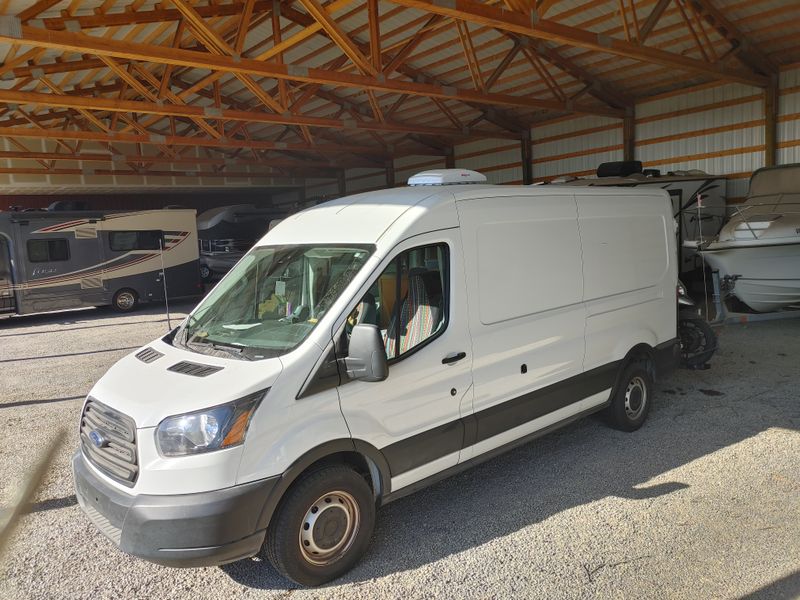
[697,164,800,312]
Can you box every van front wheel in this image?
[604,362,652,431]
[264,465,375,586]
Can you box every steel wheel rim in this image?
[116,291,135,310]
[624,376,647,420]
[199,265,210,279]
[298,490,360,566]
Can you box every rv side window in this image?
[349,243,448,361]
[109,230,163,251]
[27,239,70,263]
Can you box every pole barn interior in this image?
[0,1,796,211]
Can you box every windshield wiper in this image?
[209,340,254,360]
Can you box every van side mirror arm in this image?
[343,324,388,382]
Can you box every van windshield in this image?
[176,245,372,360]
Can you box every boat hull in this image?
[700,243,800,312]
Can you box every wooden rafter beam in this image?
[381,14,443,75]
[166,0,286,113]
[0,165,303,180]
[484,42,520,90]
[0,149,374,170]
[276,8,530,133]
[639,0,672,43]
[18,1,61,22]
[510,35,633,108]
[36,1,276,30]
[383,0,768,86]
[0,23,624,117]
[2,57,126,79]
[686,0,778,75]
[296,0,377,75]
[367,0,381,72]
[0,87,521,140]
[0,124,393,156]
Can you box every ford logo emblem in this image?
[89,430,108,448]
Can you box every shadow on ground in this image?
[0,300,197,335]
[221,363,798,589]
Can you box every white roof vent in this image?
[408,169,487,186]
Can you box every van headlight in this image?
[156,390,266,457]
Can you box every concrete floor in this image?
[0,305,798,599]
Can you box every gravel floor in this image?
[0,305,798,599]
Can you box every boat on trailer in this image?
[696,164,800,312]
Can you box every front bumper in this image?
[72,451,279,567]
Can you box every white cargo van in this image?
[73,170,679,586]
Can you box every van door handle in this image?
[442,351,466,364]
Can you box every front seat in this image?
[384,272,440,359]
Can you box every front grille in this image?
[80,398,138,487]
[167,361,223,377]
[135,346,163,363]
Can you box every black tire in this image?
[264,465,375,586]
[111,288,138,312]
[199,263,212,282]
[603,361,653,432]
[679,316,717,369]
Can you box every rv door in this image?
[0,235,15,314]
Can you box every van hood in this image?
[88,338,283,428]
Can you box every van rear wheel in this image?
[264,465,375,586]
[604,362,652,431]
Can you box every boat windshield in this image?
[176,244,372,360]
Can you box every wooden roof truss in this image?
[0,0,791,182]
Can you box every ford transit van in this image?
[73,169,679,586]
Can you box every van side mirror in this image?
[344,324,388,382]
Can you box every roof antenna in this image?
[158,236,172,331]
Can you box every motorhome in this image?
[0,209,201,315]
[555,162,726,276]
[73,170,679,586]
[196,205,281,281]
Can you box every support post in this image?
[521,129,533,184]
[385,159,395,188]
[764,75,778,168]
[445,147,455,168]
[623,107,635,162]
[337,169,346,196]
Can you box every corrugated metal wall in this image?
[636,81,765,202]
[532,115,624,180]
[779,66,800,165]
[393,154,446,186]
[454,138,522,184]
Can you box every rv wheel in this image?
[199,264,212,282]
[112,289,138,312]
[264,465,375,586]
[604,362,652,432]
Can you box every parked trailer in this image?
[0,209,201,316]
[556,169,726,276]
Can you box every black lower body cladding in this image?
[654,338,681,379]
[72,452,279,567]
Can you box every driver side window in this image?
[350,243,448,360]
